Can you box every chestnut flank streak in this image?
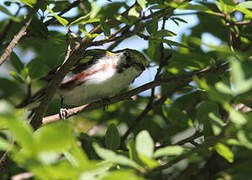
[60,64,116,90]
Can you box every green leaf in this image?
[237,130,252,149]
[152,30,176,38]
[64,142,89,168]
[0,5,20,22]
[171,17,188,24]
[154,146,185,158]
[138,154,159,169]
[167,2,217,16]
[215,143,234,163]
[105,124,120,150]
[79,161,114,180]
[100,18,110,37]
[47,5,69,27]
[34,122,74,152]
[231,60,246,93]
[90,1,100,18]
[136,130,154,158]
[93,143,141,170]
[161,39,189,48]
[215,82,234,95]
[80,28,100,39]
[0,137,14,151]
[229,107,247,125]
[70,16,100,26]
[127,138,143,166]
[10,52,24,73]
[196,101,220,136]
[27,58,50,79]
[10,71,25,83]
[146,16,158,34]
[128,5,141,18]
[137,0,147,9]
[208,112,225,136]
[217,0,236,14]
[19,0,36,7]
[238,1,252,9]
[1,115,35,155]
[235,6,252,18]
[0,78,21,98]
[102,170,144,180]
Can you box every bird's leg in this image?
[100,97,111,111]
[59,96,68,120]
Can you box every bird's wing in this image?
[16,49,107,108]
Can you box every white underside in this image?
[58,66,141,106]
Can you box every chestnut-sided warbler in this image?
[17,49,148,108]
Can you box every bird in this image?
[16,48,148,112]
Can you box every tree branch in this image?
[0,0,44,66]
[42,63,229,124]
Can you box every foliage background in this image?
[0,0,252,179]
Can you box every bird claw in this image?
[59,108,68,120]
[100,97,110,110]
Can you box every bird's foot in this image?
[59,108,69,120]
[100,97,111,110]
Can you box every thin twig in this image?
[150,136,220,173]
[0,151,10,176]
[44,0,82,26]
[11,172,34,180]
[0,0,44,66]
[172,131,203,145]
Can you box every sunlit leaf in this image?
[138,154,159,169]
[238,1,252,9]
[80,28,100,39]
[0,137,14,151]
[10,71,25,83]
[154,146,185,158]
[102,170,144,180]
[70,16,100,26]
[34,122,74,152]
[137,0,147,9]
[90,1,100,18]
[47,5,69,27]
[215,82,234,95]
[229,108,247,125]
[136,130,154,158]
[127,138,143,166]
[1,115,36,155]
[93,143,142,170]
[19,0,36,7]
[128,5,141,18]
[215,143,234,163]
